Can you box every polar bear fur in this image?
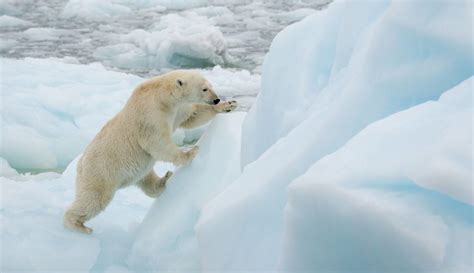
[64,70,238,234]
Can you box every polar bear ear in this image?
[176,79,184,87]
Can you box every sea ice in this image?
[0,15,32,30]
[94,12,229,70]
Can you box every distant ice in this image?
[0,38,17,52]
[23,27,67,41]
[0,15,32,30]
[0,157,18,177]
[61,0,166,21]
[94,12,229,70]
[1,0,329,75]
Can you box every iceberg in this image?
[280,77,473,271]
[194,0,473,271]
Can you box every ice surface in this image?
[0,58,142,171]
[0,155,159,272]
[94,12,229,70]
[280,77,473,271]
[128,113,245,270]
[196,0,473,271]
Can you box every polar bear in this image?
[64,70,238,234]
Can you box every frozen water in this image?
[23,27,68,41]
[241,0,473,166]
[94,12,229,71]
[0,155,159,272]
[196,0,473,271]
[0,57,259,172]
[0,157,18,177]
[1,0,472,272]
[0,0,330,75]
[0,58,142,172]
[280,77,473,271]
[0,15,32,30]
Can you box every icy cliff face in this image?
[280,77,473,271]
[241,0,472,167]
[194,0,472,271]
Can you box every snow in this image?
[0,57,259,172]
[128,113,245,270]
[94,12,230,71]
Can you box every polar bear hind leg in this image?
[64,183,115,234]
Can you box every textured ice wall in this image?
[281,77,473,271]
[197,0,473,271]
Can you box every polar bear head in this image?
[170,70,220,105]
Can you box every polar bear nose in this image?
[213,99,220,105]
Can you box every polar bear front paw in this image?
[176,146,199,166]
[214,100,238,113]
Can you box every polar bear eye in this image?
[202,88,208,92]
